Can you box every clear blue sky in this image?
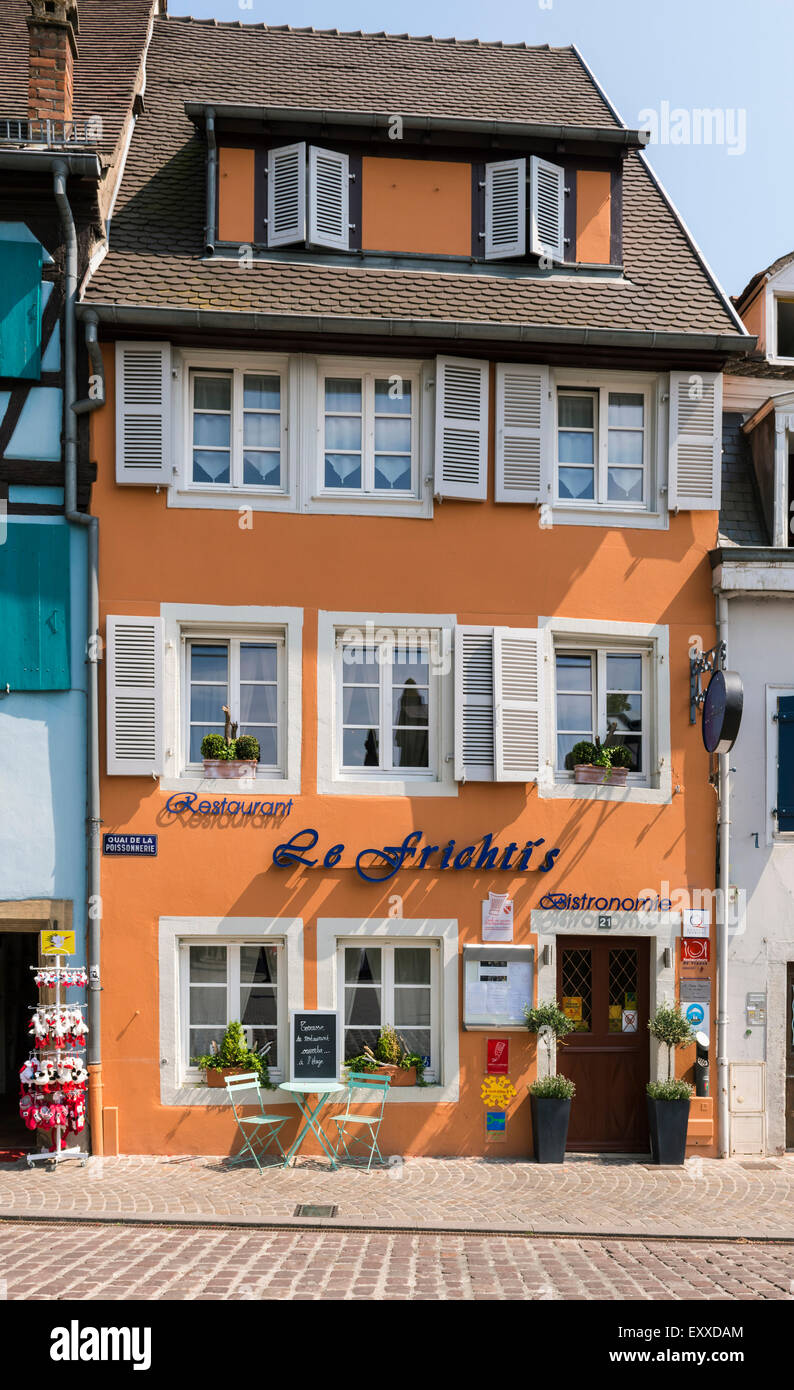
[169,0,789,300]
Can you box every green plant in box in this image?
[234,734,260,762]
[192,1020,274,1088]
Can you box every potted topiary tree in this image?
[201,705,260,779]
[524,1000,577,1162]
[192,1020,274,1089]
[570,738,634,787]
[646,1002,695,1164]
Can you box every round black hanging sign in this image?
[702,669,743,754]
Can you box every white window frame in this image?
[770,293,794,366]
[158,915,303,1107]
[335,630,437,781]
[553,643,652,786]
[179,937,286,1086]
[766,685,794,845]
[175,349,292,506]
[314,355,423,502]
[316,917,459,1103]
[317,609,457,797]
[183,630,286,778]
[539,616,671,804]
[336,939,440,1084]
[549,368,668,531]
[160,603,302,795]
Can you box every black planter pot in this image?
[530,1095,571,1163]
[646,1096,691,1165]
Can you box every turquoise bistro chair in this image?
[331,1072,390,1170]
[225,1072,288,1172]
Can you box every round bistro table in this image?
[278,1080,346,1168]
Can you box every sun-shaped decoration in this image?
[480,1076,517,1109]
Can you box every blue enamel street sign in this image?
[102,834,158,857]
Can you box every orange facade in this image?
[93,347,719,1159]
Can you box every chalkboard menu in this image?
[290,1010,338,1081]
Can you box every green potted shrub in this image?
[524,1001,577,1162]
[570,738,633,787]
[646,1002,695,1164]
[192,1020,273,1089]
[201,706,260,780]
[343,1023,425,1087]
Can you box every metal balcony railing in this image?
[0,117,102,147]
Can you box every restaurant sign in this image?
[272,828,561,883]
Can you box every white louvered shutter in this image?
[115,343,171,485]
[495,363,551,503]
[668,370,723,510]
[494,628,543,782]
[267,143,306,247]
[484,159,526,260]
[434,356,489,499]
[529,156,566,262]
[454,626,495,782]
[308,147,349,251]
[106,616,164,776]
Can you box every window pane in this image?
[612,735,641,771]
[393,729,428,768]
[190,1027,227,1059]
[194,412,231,447]
[242,725,277,765]
[325,415,362,452]
[190,683,227,723]
[606,654,643,691]
[556,692,592,732]
[375,379,411,413]
[395,948,431,985]
[374,416,411,453]
[345,947,382,984]
[608,393,644,428]
[241,945,277,984]
[240,644,278,683]
[607,691,642,734]
[608,468,644,503]
[325,378,362,413]
[558,430,594,465]
[558,395,593,428]
[558,732,587,768]
[556,654,592,692]
[343,686,379,724]
[325,454,361,488]
[191,644,228,682]
[244,452,281,487]
[393,649,430,684]
[607,431,643,466]
[194,376,231,411]
[343,727,379,767]
[240,987,277,1027]
[190,725,223,761]
[243,413,280,449]
[392,684,429,727]
[189,989,227,1026]
[396,1029,431,1062]
[344,1028,380,1059]
[189,945,227,984]
[193,450,230,485]
[341,646,379,681]
[247,1028,277,1067]
[243,374,279,410]
[240,683,278,724]
[778,301,794,357]
[374,456,412,491]
[344,986,382,1026]
[395,988,431,1027]
[558,467,594,500]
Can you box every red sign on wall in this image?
[681,938,710,963]
[487,1038,509,1074]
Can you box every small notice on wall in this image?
[622,1010,638,1033]
[682,908,710,939]
[562,996,582,1022]
[482,893,514,942]
[463,945,534,1029]
[485,1109,506,1136]
[103,833,158,857]
[487,1038,510,1074]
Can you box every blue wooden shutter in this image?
[0,241,42,380]
[777,695,794,832]
[0,522,70,690]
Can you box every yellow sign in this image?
[40,930,75,956]
[562,996,583,1021]
[480,1076,517,1110]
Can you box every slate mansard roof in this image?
[82,15,744,345]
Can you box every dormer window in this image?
[777,299,794,359]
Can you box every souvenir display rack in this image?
[21,956,89,1167]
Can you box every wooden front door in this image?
[556,935,650,1153]
[786,964,794,1150]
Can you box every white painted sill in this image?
[540,779,671,805]
[160,772,299,797]
[318,774,458,798]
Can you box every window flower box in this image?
[202,758,258,781]
[574,764,628,787]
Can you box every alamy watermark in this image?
[638,102,746,157]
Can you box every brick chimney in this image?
[27,1,80,127]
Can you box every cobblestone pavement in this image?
[1,1221,792,1300]
[0,1154,793,1239]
